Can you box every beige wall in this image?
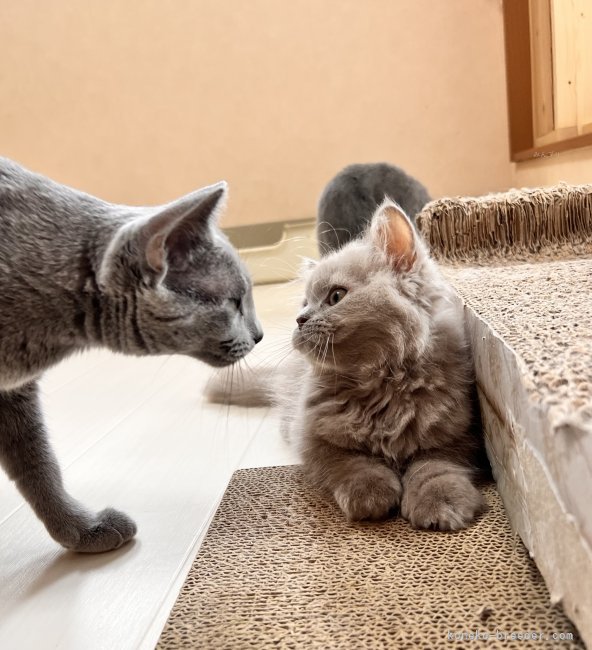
[1,0,511,228]
[512,146,592,187]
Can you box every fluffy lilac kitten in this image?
[210,199,485,529]
[282,200,485,527]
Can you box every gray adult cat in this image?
[0,157,263,552]
[210,200,484,529]
[317,162,431,253]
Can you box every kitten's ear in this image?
[369,199,417,271]
[139,181,227,273]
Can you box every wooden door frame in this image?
[503,0,592,161]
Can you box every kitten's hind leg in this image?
[401,456,485,531]
[303,438,402,521]
[0,382,137,552]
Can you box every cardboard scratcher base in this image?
[157,466,583,649]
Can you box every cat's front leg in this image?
[302,437,402,521]
[0,382,136,552]
[401,456,485,531]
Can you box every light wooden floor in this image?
[0,282,302,650]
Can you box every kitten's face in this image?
[100,183,263,367]
[293,202,430,373]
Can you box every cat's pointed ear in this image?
[369,199,417,271]
[139,181,227,274]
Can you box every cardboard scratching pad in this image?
[417,183,592,645]
[157,466,582,649]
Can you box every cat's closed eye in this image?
[327,287,347,306]
[230,296,243,313]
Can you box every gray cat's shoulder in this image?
[0,157,110,218]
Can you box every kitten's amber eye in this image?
[327,287,347,306]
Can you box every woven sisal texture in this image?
[417,183,592,263]
[157,466,582,649]
[444,257,592,417]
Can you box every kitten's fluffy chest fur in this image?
[297,346,470,466]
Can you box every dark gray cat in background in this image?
[0,157,262,553]
[317,162,431,253]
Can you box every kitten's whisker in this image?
[254,256,304,275]
[311,337,323,361]
[330,335,337,392]
[267,349,295,373]
[253,340,291,358]
[254,345,292,368]
[320,335,330,372]
[261,324,296,332]
[316,220,353,254]
[251,346,294,368]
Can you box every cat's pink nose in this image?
[296,315,309,329]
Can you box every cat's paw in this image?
[401,473,485,531]
[333,467,402,521]
[51,508,137,553]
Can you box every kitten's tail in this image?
[204,366,274,407]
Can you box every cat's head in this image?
[98,183,263,367]
[293,200,442,373]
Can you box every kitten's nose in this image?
[254,330,263,344]
[296,315,309,329]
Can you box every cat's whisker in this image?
[249,343,295,370]
[330,335,337,391]
[255,343,291,355]
[247,347,293,374]
[251,343,294,363]
[240,357,259,386]
[265,348,296,374]
[316,221,352,235]
[254,256,304,276]
[253,345,290,359]
[259,335,294,346]
[227,362,236,429]
[316,221,353,256]
[317,336,326,369]
[320,335,330,373]
[260,322,294,329]
[310,336,323,362]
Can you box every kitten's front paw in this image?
[51,508,137,553]
[334,467,402,521]
[401,473,485,531]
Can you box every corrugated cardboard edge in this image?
[455,291,592,646]
[417,183,592,263]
